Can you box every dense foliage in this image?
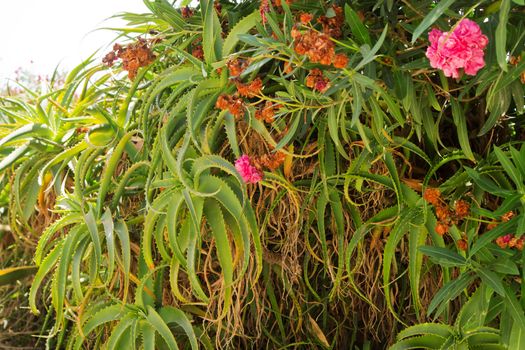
[1,0,525,348]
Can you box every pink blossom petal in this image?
[426,19,487,78]
[235,155,263,184]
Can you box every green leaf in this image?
[419,246,468,267]
[344,4,371,45]
[494,146,522,188]
[106,316,135,350]
[390,334,446,350]
[203,199,233,317]
[428,273,475,316]
[84,208,102,271]
[201,0,222,65]
[81,304,125,339]
[0,123,50,149]
[140,321,156,350]
[492,259,520,275]
[159,306,199,350]
[477,269,505,296]
[86,124,116,147]
[464,167,512,198]
[411,0,456,44]
[101,209,116,282]
[509,319,525,349]
[456,285,493,330]
[355,25,388,71]
[504,285,525,331]
[383,208,421,323]
[222,11,260,57]
[396,323,453,340]
[53,226,82,329]
[29,242,63,314]
[470,216,517,256]
[496,0,510,72]
[0,143,30,172]
[409,226,426,319]
[451,99,475,161]
[0,266,37,286]
[145,306,180,350]
[97,131,134,216]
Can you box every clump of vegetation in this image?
[0,0,524,349]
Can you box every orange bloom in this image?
[260,0,270,24]
[235,78,263,97]
[487,222,498,231]
[306,69,330,92]
[423,188,441,206]
[435,206,451,222]
[215,95,245,118]
[283,62,293,74]
[516,237,525,250]
[103,38,156,80]
[227,58,250,77]
[502,211,514,222]
[293,30,335,66]
[181,6,194,18]
[317,5,344,38]
[454,200,470,219]
[291,26,301,39]
[333,53,349,68]
[510,55,521,66]
[300,13,313,24]
[496,234,513,249]
[435,223,449,236]
[255,101,280,123]
[192,45,204,60]
[457,239,468,251]
[255,151,286,171]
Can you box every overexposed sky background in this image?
[0,0,148,84]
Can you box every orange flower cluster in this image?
[294,30,335,65]
[455,200,470,218]
[317,5,344,38]
[273,0,292,6]
[423,188,441,206]
[510,56,521,65]
[216,95,245,118]
[423,188,471,236]
[293,30,349,68]
[192,45,204,60]
[456,239,468,251]
[227,58,250,77]
[254,151,286,171]
[103,39,156,80]
[260,0,293,24]
[306,69,330,92]
[300,12,313,24]
[214,0,222,15]
[255,101,281,123]
[495,234,524,250]
[181,6,194,18]
[235,78,263,97]
[260,0,270,24]
[509,56,525,84]
[283,62,294,74]
[333,54,349,68]
[487,211,514,231]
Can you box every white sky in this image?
[0,0,148,84]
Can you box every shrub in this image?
[0,0,524,349]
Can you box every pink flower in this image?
[235,155,263,184]
[426,19,488,78]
